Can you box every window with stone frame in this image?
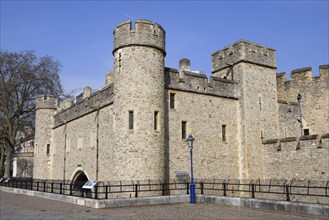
[129,111,134,130]
[222,125,227,142]
[182,121,187,139]
[170,93,175,109]
[46,144,50,155]
[154,111,159,131]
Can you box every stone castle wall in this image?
[278,101,300,138]
[276,65,329,135]
[166,88,240,180]
[263,134,329,180]
[33,20,329,186]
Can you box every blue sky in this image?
[1,0,328,94]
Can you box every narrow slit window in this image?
[170,93,175,109]
[154,111,159,131]
[259,97,262,111]
[129,111,134,130]
[222,125,226,142]
[182,121,187,139]
[46,144,50,155]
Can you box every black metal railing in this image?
[0,178,328,204]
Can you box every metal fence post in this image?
[135,184,138,198]
[187,182,190,195]
[51,182,54,193]
[43,182,46,192]
[60,183,62,194]
[37,182,39,191]
[162,183,165,196]
[285,184,290,201]
[70,183,73,195]
[251,183,255,198]
[105,185,108,199]
[223,182,227,196]
[200,182,204,195]
[94,185,98,199]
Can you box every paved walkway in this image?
[0,191,320,220]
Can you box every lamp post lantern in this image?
[187,135,196,204]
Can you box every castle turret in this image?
[33,95,59,179]
[112,20,166,181]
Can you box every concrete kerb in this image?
[198,195,329,218]
[0,186,189,208]
[1,186,328,218]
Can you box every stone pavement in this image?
[0,191,321,220]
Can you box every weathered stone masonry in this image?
[33,20,329,186]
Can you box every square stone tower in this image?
[212,40,279,179]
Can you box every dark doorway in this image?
[72,171,88,196]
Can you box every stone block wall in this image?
[167,89,240,181]
[278,101,300,138]
[276,65,329,135]
[165,68,238,99]
[262,134,329,180]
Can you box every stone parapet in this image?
[276,65,329,135]
[211,40,276,74]
[165,68,238,99]
[113,19,165,55]
[36,95,59,110]
[53,84,114,128]
[262,134,329,180]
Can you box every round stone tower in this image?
[112,20,166,181]
[33,95,59,179]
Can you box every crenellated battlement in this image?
[53,84,114,128]
[277,65,329,85]
[276,64,329,135]
[277,65,329,101]
[263,133,329,156]
[211,40,276,74]
[113,19,165,55]
[262,134,329,180]
[165,67,238,99]
[36,95,59,110]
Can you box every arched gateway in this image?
[70,168,90,195]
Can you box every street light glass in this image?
[297,94,302,101]
[187,135,195,148]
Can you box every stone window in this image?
[170,93,175,109]
[222,125,226,142]
[182,121,187,139]
[46,144,50,155]
[129,111,134,130]
[154,111,159,131]
[259,96,262,111]
[303,129,309,136]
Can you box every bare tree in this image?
[0,50,63,177]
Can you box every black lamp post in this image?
[187,135,196,204]
[297,94,303,136]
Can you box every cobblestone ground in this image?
[0,191,322,220]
